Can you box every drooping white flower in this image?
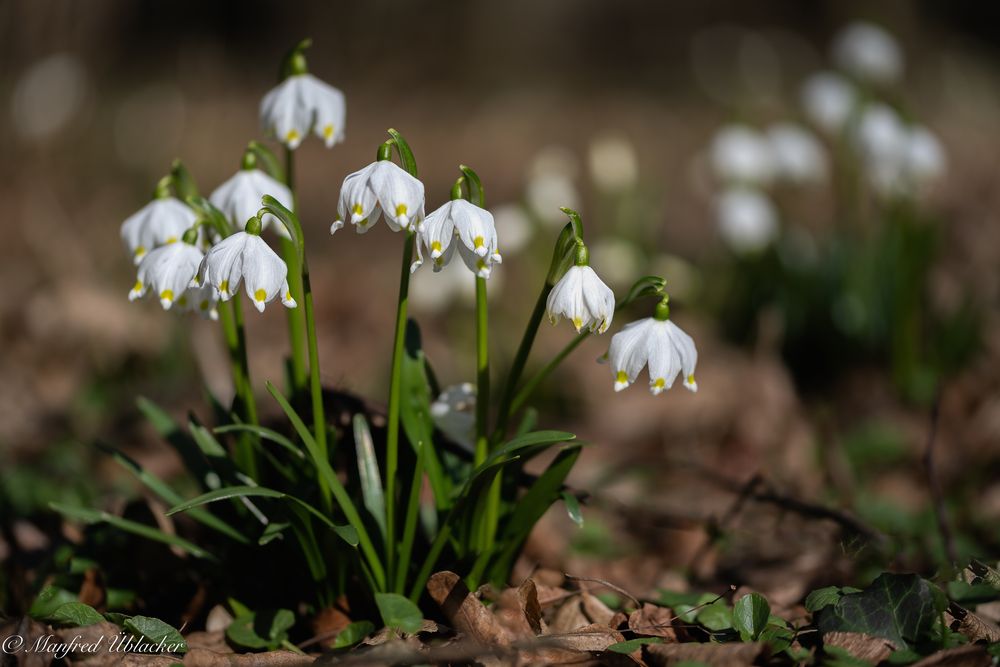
[260,73,345,150]
[709,125,775,186]
[128,239,204,310]
[197,231,297,313]
[801,72,857,134]
[832,22,903,85]
[546,263,615,334]
[715,188,779,254]
[430,382,476,452]
[330,160,425,234]
[120,197,198,264]
[209,166,293,237]
[608,316,698,395]
[766,123,828,184]
[411,199,501,279]
[852,103,910,194]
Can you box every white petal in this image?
[369,161,425,230]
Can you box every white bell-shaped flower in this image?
[120,197,198,265]
[330,160,425,234]
[176,283,219,320]
[832,22,903,85]
[608,314,698,395]
[546,258,615,334]
[411,199,502,279]
[709,125,775,186]
[209,166,294,238]
[801,71,857,134]
[260,73,345,150]
[715,188,779,254]
[766,123,828,184]
[128,239,204,310]
[197,230,297,313]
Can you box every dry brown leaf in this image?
[519,579,544,635]
[1,617,61,667]
[77,568,105,609]
[183,648,311,666]
[949,608,1000,643]
[628,603,677,641]
[427,570,511,646]
[823,631,896,664]
[205,605,234,633]
[546,623,625,653]
[184,630,228,653]
[645,641,767,667]
[910,644,992,667]
[549,597,590,634]
[580,592,616,627]
[536,583,572,608]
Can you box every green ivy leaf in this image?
[732,593,770,641]
[47,602,105,627]
[375,593,423,634]
[815,574,941,650]
[332,620,375,649]
[123,616,187,654]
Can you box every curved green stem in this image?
[301,257,330,508]
[281,147,308,396]
[385,230,415,587]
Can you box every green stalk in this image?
[301,255,331,509]
[222,298,259,478]
[281,147,308,396]
[385,230,415,587]
[510,331,590,417]
[474,276,490,464]
[492,285,551,444]
[394,432,425,593]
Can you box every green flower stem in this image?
[385,229,415,588]
[510,330,590,418]
[221,298,259,479]
[301,257,331,508]
[281,146,308,396]
[394,431,425,593]
[492,285,551,444]
[474,277,490,464]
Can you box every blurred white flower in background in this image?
[590,237,644,290]
[852,103,947,196]
[210,167,294,237]
[409,253,504,314]
[526,147,581,226]
[767,123,828,184]
[905,126,947,185]
[430,383,476,452]
[715,187,779,254]
[11,53,89,141]
[490,204,533,256]
[588,133,639,191]
[801,71,857,134]
[710,125,775,186]
[832,21,904,85]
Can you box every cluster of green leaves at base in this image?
[29,586,187,654]
[657,589,795,654]
[43,316,582,648]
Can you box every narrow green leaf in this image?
[561,491,584,527]
[482,430,575,471]
[124,616,187,654]
[51,502,215,560]
[333,620,375,648]
[136,397,214,491]
[400,320,448,507]
[214,424,304,460]
[104,445,249,544]
[733,592,770,641]
[188,419,227,457]
[166,485,357,546]
[515,408,538,438]
[47,602,105,627]
[266,381,386,590]
[259,521,290,546]
[375,593,423,634]
[353,414,386,538]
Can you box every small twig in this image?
[922,395,958,567]
[563,573,641,609]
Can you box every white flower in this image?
[588,133,638,191]
[546,264,615,334]
[608,317,698,394]
[331,161,425,234]
[176,283,219,320]
[766,123,828,184]
[120,197,198,264]
[209,168,294,237]
[411,199,501,279]
[715,188,779,254]
[260,73,345,149]
[128,241,203,310]
[832,22,903,84]
[905,126,946,184]
[430,383,476,452]
[197,231,297,313]
[709,125,775,186]
[801,72,856,134]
